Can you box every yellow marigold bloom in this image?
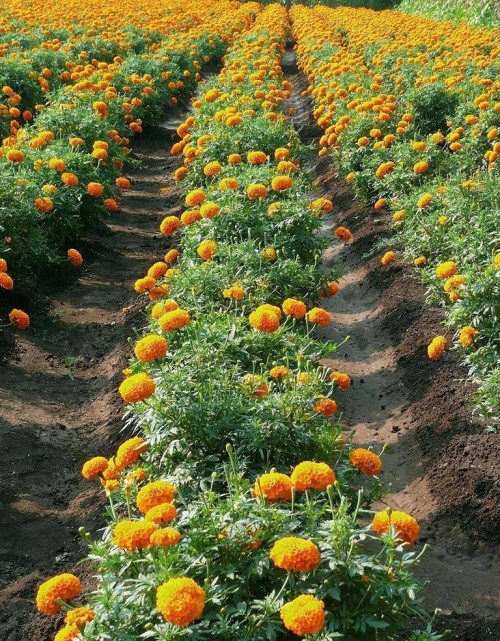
[334,226,352,242]
[247,183,268,200]
[381,250,396,266]
[145,502,177,524]
[181,210,201,226]
[271,175,293,191]
[313,397,337,416]
[280,595,325,637]
[413,161,429,174]
[219,177,239,190]
[444,274,465,292]
[185,189,205,207]
[160,215,180,237]
[414,256,427,267]
[137,480,176,513]
[417,192,433,208]
[150,527,181,547]
[247,150,267,164]
[435,261,457,280]
[151,299,178,319]
[227,153,241,164]
[459,326,478,347]
[36,574,82,616]
[329,371,351,389]
[119,372,155,403]
[269,365,289,380]
[372,509,420,545]
[164,249,179,264]
[310,197,333,213]
[115,437,147,471]
[241,373,269,398]
[374,198,386,210]
[270,537,321,572]
[134,276,156,293]
[158,308,190,331]
[200,201,220,219]
[306,307,330,327]
[156,577,205,626]
[249,307,280,333]
[223,285,245,300]
[64,607,95,627]
[275,147,290,160]
[203,160,222,176]
[254,472,292,502]
[54,625,79,641]
[126,468,147,483]
[282,298,307,319]
[350,448,382,476]
[81,456,108,480]
[260,246,277,261]
[148,262,168,279]
[427,335,447,360]
[438,216,448,226]
[291,461,335,491]
[112,519,157,552]
[134,335,168,362]
[197,239,218,261]
[392,210,406,222]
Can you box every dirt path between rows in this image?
[0,111,186,641]
[283,49,500,640]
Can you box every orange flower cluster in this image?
[270,537,321,572]
[372,510,420,545]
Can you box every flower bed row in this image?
[290,4,500,420]
[34,5,441,641]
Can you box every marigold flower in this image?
[241,373,269,398]
[269,365,289,380]
[64,606,95,627]
[185,189,205,207]
[260,246,277,261]
[82,456,108,480]
[200,201,220,219]
[115,437,147,471]
[291,461,335,491]
[104,198,119,212]
[160,215,180,237]
[254,472,292,502]
[271,175,293,191]
[427,335,447,360]
[158,308,190,331]
[417,192,433,208]
[0,272,14,290]
[150,527,181,547]
[270,537,321,572]
[313,397,337,416]
[164,249,179,264]
[203,160,221,176]
[0,258,7,272]
[282,298,307,319]
[8,308,29,329]
[414,256,427,267]
[280,595,325,637]
[112,519,157,552]
[219,177,239,190]
[249,306,280,332]
[156,577,205,626]
[118,372,155,403]
[54,625,79,641]
[197,239,218,261]
[275,147,290,160]
[36,573,82,615]
[87,182,103,197]
[334,226,352,242]
[350,448,382,475]
[67,248,83,267]
[6,149,24,162]
[134,276,156,293]
[227,153,241,164]
[329,371,351,389]
[306,307,330,327]
[438,216,448,226]
[435,261,457,280]
[459,326,478,347]
[392,210,406,222]
[145,502,177,524]
[134,334,168,362]
[443,274,465,292]
[247,151,267,164]
[381,250,396,266]
[413,161,429,174]
[61,172,78,187]
[137,480,176,513]
[223,285,245,300]
[247,183,268,200]
[34,196,53,212]
[372,509,420,545]
[310,197,333,212]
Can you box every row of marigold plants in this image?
[34,4,443,641]
[0,0,260,331]
[290,4,500,421]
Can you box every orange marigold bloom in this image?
[156,577,205,626]
[0,258,7,272]
[270,537,321,572]
[227,153,241,165]
[151,299,179,319]
[87,182,103,197]
[414,256,427,267]
[145,502,177,524]
[219,177,239,190]
[223,285,245,300]
[160,215,180,237]
[282,298,307,319]
[280,595,325,637]
[135,276,156,293]
[334,226,352,242]
[150,527,181,547]
[36,574,82,616]
[148,262,169,280]
[271,175,293,191]
[34,197,54,212]
[269,365,289,379]
[112,519,157,552]
[118,372,155,403]
[241,373,269,399]
[260,246,277,261]
[329,371,351,389]
[115,437,147,471]
[372,509,420,545]
[200,201,220,219]
[8,308,29,329]
[82,456,108,480]
[137,480,176,513]
[459,326,478,347]
[350,448,382,476]
[185,189,205,207]
[104,198,119,212]
[6,149,24,163]
[116,177,131,190]
[417,192,433,208]
[275,147,290,160]
[197,239,218,261]
[427,335,447,360]
[61,172,78,187]
[413,161,429,174]
[181,209,200,226]
[164,249,179,264]
[313,397,337,416]
[0,272,14,290]
[64,606,95,627]
[249,307,280,333]
[134,334,168,362]
[203,160,222,176]
[67,248,83,267]
[158,308,190,331]
[247,151,267,164]
[254,472,292,502]
[247,183,268,200]
[291,461,335,491]
[306,307,330,327]
[54,625,79,641]
[443,274,465,292]
[381,251,396,266]
[435,261,457,280]
[310,198,333,213]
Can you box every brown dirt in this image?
[283,50,500,639]
[0,113,186,641]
